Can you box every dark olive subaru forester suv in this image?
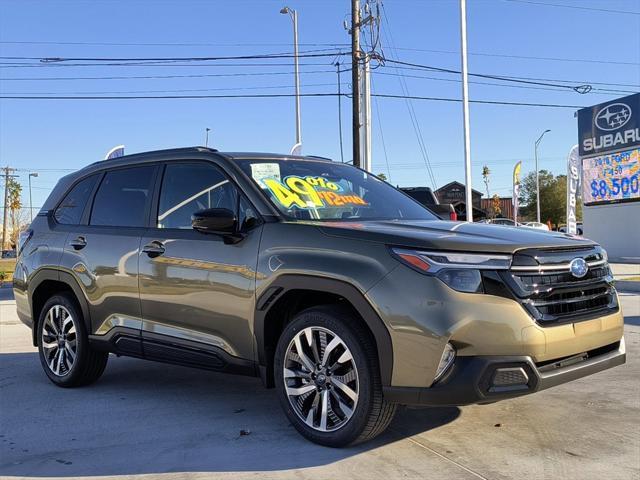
[14,147,625,447]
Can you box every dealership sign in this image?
[578,93,640,156]
[565,145,580,234]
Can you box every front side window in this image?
[55,174,99,225]
[157,163,237,229]
[90,166,155,227]
[238,159,437,221]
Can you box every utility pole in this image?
[2,167,17,251]
[459,0,473,222]
[534,129,551,223]
[336,62,345,163]
[281,6,302,154]
[29,172,39,223]
[351,0,361,167]
[362,55,372,172]
[205,127,211,148]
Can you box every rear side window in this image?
[54,174,99,225]
[90,166,155,227]
[157,163,237,229]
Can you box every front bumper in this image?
[383,338,625,406]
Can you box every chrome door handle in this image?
[142,241,165,258]
[70,236,87,250]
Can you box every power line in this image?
[375,69,636,95]
[0,91,588,108]
[0,50,347,63]
[0,70,336,81]
[0,40,350,47]
[1,82,337,95]
[389,46,640,66]
[383,58,596,93]
[379,3,437,190]
[504,0,640,15]
[372,93,584,109]
[0,62,339,69]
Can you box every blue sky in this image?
[1,0,639,213]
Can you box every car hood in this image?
[310,219,596,254]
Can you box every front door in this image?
[138,161,262,370]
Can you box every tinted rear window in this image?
[90,166,155,227]
[54,174,99,225]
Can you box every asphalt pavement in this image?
[1,287,638,480]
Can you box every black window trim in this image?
[85,163,161,230]
[149,159,263,234]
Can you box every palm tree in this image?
[481,165,491,198]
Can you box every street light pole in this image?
[534,129,551,223]
[28,172,38,223]
[459,0,473,222]
[205,128,211,148]
[281,6,302,152]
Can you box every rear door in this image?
[60,164,158,356]
[138,160,262,370]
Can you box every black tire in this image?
[37,293,108,387]
[274,305,396,447]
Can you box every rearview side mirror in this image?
[192,208,237,235]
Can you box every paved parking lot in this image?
[1,287,638,480]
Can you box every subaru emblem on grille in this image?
[569,258,588,278]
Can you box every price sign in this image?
[582,147,640,205]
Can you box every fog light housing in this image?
[434,343,456,383]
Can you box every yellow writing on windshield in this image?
[263,176,368,209]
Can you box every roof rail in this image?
[305,155,334,162]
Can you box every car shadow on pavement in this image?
[625,315,640,326]
[0,285,14,302]
[0,352,460,477]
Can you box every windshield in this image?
[238,159,437,221]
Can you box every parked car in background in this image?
[477,217,517,226]
[400,186,457,221]
[558,223,584,235]
[521,222,550,231]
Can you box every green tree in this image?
[7,177,23,248]
[377,173,388,182]
[519,170,582,227]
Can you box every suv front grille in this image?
[500,247,618,325]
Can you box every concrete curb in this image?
[616,281,640,293]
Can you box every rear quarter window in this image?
[54,174,100,225]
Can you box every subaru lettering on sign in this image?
[578,93,640,156]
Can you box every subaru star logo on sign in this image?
[595,103,632,131]
[569,258,589,279]
[578,93,640,156]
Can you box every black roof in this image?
[91,147,333,168]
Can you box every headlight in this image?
[390,248,511,293]
[437,269,482,293]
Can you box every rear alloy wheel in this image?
[275,305,396,447]
[41,304,77,377]
[37,293,108,387]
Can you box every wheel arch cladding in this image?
[255,275,393,388]
[29,269,91,346]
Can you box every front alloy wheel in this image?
[275,305,396,447]
[284,327,359,432]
